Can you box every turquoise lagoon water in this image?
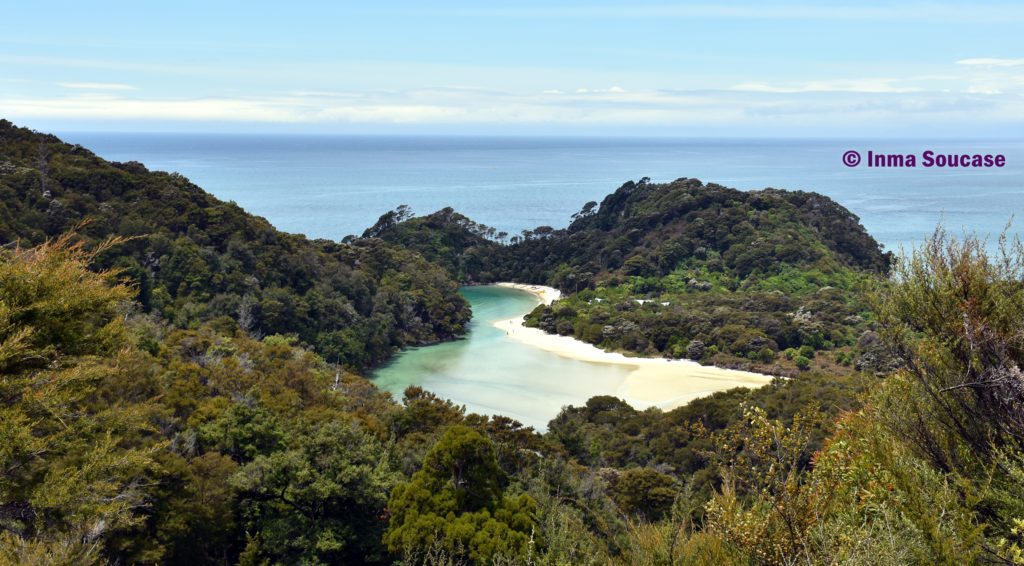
[372,286,632,429]
[60,133,1024,426]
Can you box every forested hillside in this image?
[3,123,1022,565]
[0,120,470,370]
[5,224,1024,565]
[360,205,500,283]
[517,178,893,375]
[369,177,894,375]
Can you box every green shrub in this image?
[794,355,811,370]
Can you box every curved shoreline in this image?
[492,282,562,305]
[491,282,775,412]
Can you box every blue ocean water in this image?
[60,133,1024,251]
[54,133,1024,425]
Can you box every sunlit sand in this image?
[492,282,775,412]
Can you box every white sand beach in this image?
[491,282,775,412]
[493,282,562,305]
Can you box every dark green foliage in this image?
[361,206,502,282]
[10,123,1024,565]
[369,177,890,373]
[0,236,154,563]
[197,403,283,462]
[698,230,1024,564]
[607,468,681,521]
[0,120,470,371]
[384,426,538,563]
[419,425,503,512]
[0,233,872,565]
[142,452,240,564]
[545,371,868,525]
[231,419,400,564]
[95,322,415,565]
[497,177,890,282]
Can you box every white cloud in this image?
[317,104,462,123]
[956,58,1024,67]
[2,84,1022,130]
[572,86,629,95]
[729,79,923,94]
[965,86,1003,94]
[1,96,301,122]
[58,82,137,91]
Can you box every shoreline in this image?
[489,282,775,412]
[492,281,562,305]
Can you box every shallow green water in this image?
[371,286,632,430]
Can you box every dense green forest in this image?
[0,120,470,370]
[368,177,893,375]
[3,122,1024,565]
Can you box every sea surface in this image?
[60,133,1024,427]
[63,133,1024,251]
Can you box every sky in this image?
[2,1,1023,136]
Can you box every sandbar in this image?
[491,282,775,412]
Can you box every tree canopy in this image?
[3,121,1023,565]
[0,120,470,371]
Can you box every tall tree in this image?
[384,425,538,564]
[0,235,156,564]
